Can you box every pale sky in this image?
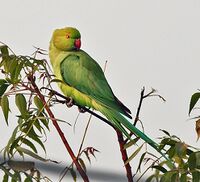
[1,0,200,181]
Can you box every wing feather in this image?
[60,51,132,118]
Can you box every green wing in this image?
[60,51,131,118]
[60,51,172,163]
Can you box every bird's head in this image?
[51,27,81,51]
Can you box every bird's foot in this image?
[66,97,74,108]
[78,106,86,113]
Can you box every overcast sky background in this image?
[0,0,200,181]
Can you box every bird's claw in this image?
[78,106,86,113]
[66,97,74,108]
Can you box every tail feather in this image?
[101,107,158,148]
[99,106,171,162]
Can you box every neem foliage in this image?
[0,44,200,181]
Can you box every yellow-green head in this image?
[51,27,81,51]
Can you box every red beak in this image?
[74,39,81,49]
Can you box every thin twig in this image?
[136,156,161,182]
[125,87,162,143]
[77,114,93,156]
[134,87,145,126]
[124,87,146,144]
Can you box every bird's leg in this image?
[78,106,86,113]
[66,97,74,108]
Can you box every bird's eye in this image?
[66,35,70,39]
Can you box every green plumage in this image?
[49,27,170,161]
[60,50,131,119]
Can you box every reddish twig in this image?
[44,88,134,182]
[116,130,133,182]
[28,75,89,182]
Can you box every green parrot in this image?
[49,27,168,160]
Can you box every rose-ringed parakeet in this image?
[49,27,168,160]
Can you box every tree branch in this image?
[116,131,133,182]
[28,76,89,182]
[43,87,115,129]
[43,87,134,182]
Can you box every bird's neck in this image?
[49,40,61,65]
[49,40,81,65]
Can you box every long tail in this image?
[99,106,171,162]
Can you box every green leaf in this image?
[160,129,171,137]
[24,58,33,67]
[124,137,140,149]
[0,45,9,57]
[15,94,28,118]
[26,127,46,152]
[78,158,86,172]
[1,95,9,124]
[3,126,18,159]
[188,151,200,170]
[33,119,42,133]
[152,165,168,173]
[192,171,200,182]
[146,175,156,182]
[136,152,146,173]
[3,173,9,182]
[24,177,33,182]
[0,79,9,96]
[0,165,13,179]
[70,167,77,182]
[9,137,21,155]
[189,92,200,115]
[167,146,175,159]
[16,147,47,162]
[21,138,38,154]
[37,113,49,130]
[8,58,18,79]
[36,116,71,126]
[161,138,177,146]
[171,172,179,182]
[12,61,23,83]
[125,144,144,165]
[159,138,177,151]
[50,78,65,84]
[34,95,44,111]
[11,172,21,182]
[160,171,178,182]
[1,55,16,74]
[180,173,187,182]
